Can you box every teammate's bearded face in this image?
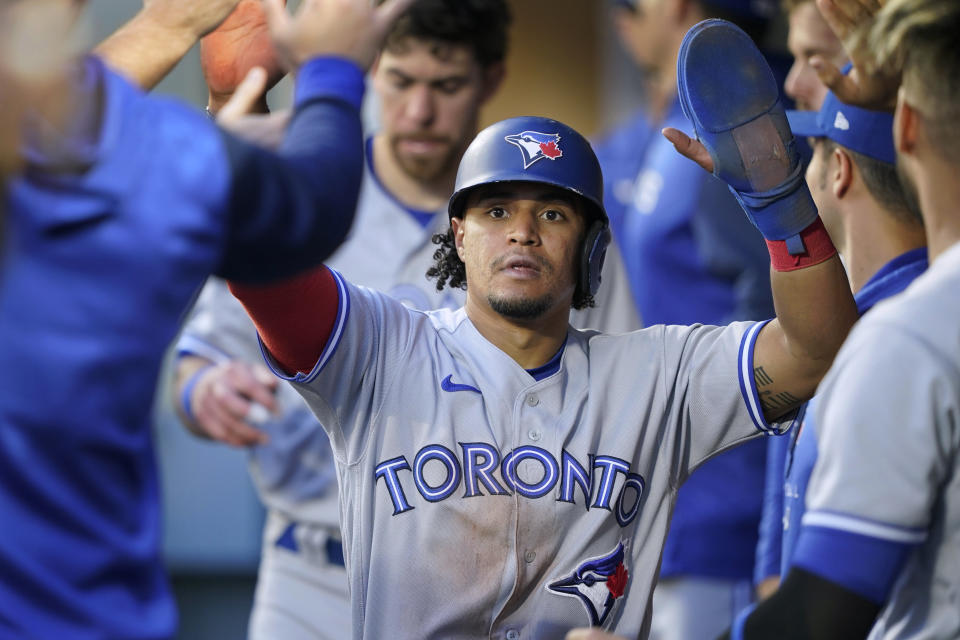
[784,2,848,112]
[373,38,499,183]
[453,184,585,321]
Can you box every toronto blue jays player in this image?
[172,3,640,637]
[753,78,927,595]
[0,0,412,637]
[718,0,960,637]
[227,22,860,633]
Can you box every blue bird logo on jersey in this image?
[546,541,630,627]
[504,131,563,169]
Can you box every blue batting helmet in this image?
[448,116,610,296]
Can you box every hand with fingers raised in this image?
[263,0,417,71]
[186,360,279,448]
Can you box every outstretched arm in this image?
[666,20,857,422]
[95,0,244,89]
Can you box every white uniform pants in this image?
[247,511,351,640]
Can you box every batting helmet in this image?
[447,116,611,297]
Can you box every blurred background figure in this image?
[596,1,792,638]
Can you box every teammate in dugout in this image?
[225,20,859,638]
[166,2,641,637]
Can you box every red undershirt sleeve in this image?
[227,265,339,375]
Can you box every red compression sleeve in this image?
[766,218,837,272]
[228,265,339,375]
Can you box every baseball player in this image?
[714,0,960,637]
[168,2,641,637]
[0,0,412,637]
[227,19,859,636]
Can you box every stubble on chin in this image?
[487,293,553,319]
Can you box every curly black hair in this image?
[379,0,512,67]
[425,227,597,310]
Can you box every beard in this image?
[389,134,460,182]
[895,157,925,224]
[488,292,554,320]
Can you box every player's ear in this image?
[451,217,466,261]
[478,62,505,105]
[832,147,853,200]
[894,88,919,156]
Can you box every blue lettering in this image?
[592,456,630,510]
[375,456,414,515]
[501,446,559,498]
[615,473,645,526]
[460,442,508,498]
[559,450,593,506]
[413,444,461,502]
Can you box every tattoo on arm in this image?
[754,366,801,412]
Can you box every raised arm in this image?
[95,0,244,90]
[664,19,857,421]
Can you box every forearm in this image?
[721,567,879,640]
[94,7,198,90]
[758,255,857,415]
[216,58,365,283]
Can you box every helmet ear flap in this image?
[580,221,611,297]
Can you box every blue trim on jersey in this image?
[175,334,231,364]
[526,341,566,381]
[801,510,927,544]
[854,247,927,315]
[792,524,916,604]
[364,138,438,229]
[260,267,351,384]
[730,602,756,640]
[737,319,788,434]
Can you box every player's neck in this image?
[843,198,927,294]
[372,135,459,212]
[914,160,960,264]
[465,296,569,370]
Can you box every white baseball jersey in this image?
[266,270,794,640]
[798,241,960,639]
[177,141,642,526]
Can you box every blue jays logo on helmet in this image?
[504,131,564,169]
[546,541,630,628]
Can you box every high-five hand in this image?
[263,0,417,71]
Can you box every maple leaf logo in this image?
[539,140,562,159]
[606,563,628,599]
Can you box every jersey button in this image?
[506,630,520,640]
[524,550,536,563]
[527,429,542,442]
[525,394,539,407]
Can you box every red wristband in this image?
[765,218,837,272]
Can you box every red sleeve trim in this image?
[766,218,838,272]
[228,265,339,375]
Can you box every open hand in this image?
[811,0,897,110]
[201,0,286,113]
[263,0,417,71]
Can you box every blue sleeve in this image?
[754,432,790,584]
[792,524,914,604]
[692,174,775,323]
[216,57,366,283]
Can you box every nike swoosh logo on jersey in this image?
[440,374,481,394]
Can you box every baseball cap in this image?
[787,70,896,164]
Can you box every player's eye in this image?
[487,207,508,219]
[540,208,565,221]
[435,78,467,95]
